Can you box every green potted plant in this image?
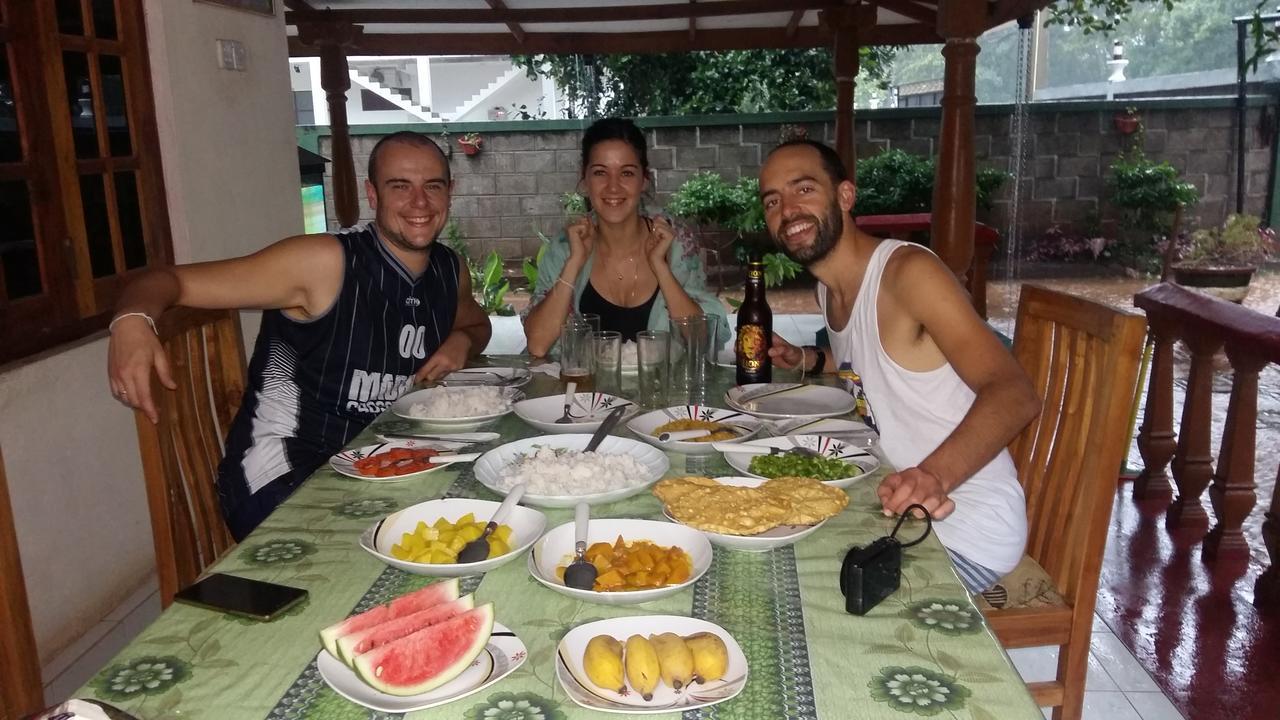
[1172,214,1276,302]
[458,132,483,156]
[1106,151,1199,274]
[1114,106,1141,135]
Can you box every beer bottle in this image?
[735,255,773,385]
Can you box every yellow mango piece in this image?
[411,549,433,563]
[414,520,430,537]
[417,526,439,541]
[487,537,510,558]
[390,543,410,560]
[492,525,513,544]
[429,549,455,564]
[433,517,452,531]
[455,513,475,527]
[447,536,466,553]
[458,524,484,543]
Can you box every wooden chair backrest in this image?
[134,308,246,607]
[1008,285,1146,605]
[0,447,43,718]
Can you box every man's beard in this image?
[772,201,843,266]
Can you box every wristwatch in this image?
[807,346,826,373]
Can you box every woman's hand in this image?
[644,216,675,271]
[566,216,596,264]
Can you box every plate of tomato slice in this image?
[330,441,477,482]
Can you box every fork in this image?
[710,443,821,457]
[554,381,578,424]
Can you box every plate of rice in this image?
[473,434,669,508]
[391,386,523,430]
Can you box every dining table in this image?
[76,359,1042,720]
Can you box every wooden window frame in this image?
[0,0,172,366]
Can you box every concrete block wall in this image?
[313,100,1276,261]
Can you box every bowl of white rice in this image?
[391,385,523,430]
[473,434,669,508]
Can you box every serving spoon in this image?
[456,484,526,564]
[562,502,598,590]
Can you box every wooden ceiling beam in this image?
[287,23,941,57]
[988,0,1050,28]
[485,0,526,44]
[281,0,314,10]
[785,10,806,39]
[874,0,938,24]
[284,0,846,26]
[689,0,697,42]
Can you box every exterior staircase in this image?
[348,69,444,122]
[447,66,525,121]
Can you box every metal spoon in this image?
[456,484,525,564]
[711,443,820,457]
[555,381,578,423]
[562,502,598,590]
[584,405,628,451]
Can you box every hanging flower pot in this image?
[1113,112,1141,135]
[458,133,483,156]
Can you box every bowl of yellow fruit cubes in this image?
[359,498,547,576]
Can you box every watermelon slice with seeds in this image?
[336,595,475,666]
[354,602,494,696]
[318,578,459,658]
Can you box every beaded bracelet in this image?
[109,311,158,335]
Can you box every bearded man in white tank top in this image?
[757,140,1041,593]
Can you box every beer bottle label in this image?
[736,324,768,371]
[747,266,764,281]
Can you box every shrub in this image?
[853,149,1009,216]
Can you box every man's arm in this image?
[876,249,1040,518]
[108,234,345,422]
[414,261,492,382]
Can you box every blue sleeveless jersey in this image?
[217,225,460,535]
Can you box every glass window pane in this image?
[114,171,145,269]
[99,55,130,156]
[91,0,117,40]
[79,173,114,278]
[63,52,98,159]
[56,0,85,36]
[0,180,41,299]
[0,43,21,163]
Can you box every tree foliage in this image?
[511,48,894,117]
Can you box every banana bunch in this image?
[581,631,730,700]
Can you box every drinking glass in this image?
[704,314,725,368]
[636,330,669,408]
[578,312,601,333]
[592,331,623,397]
[669,314,709,405]
[560,315,595,391]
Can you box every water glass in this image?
[560,315,595,391]
[592,330,623,397]
[579,312,601,333]
[669,314,709,404]
[704,313,725,367]
[636,331,669,408]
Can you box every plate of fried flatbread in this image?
[653,475,849,552]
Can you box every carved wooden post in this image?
[823,5,871,177]
[931,1,982,281]
[1134,313,1178,501]
[1167,334,1222,528]
[298,21,364,229]
[1257,464,1280,604]
[1203,345,1266,558]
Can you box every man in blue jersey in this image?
[107,132,491,538]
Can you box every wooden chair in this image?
[0,447,43,719]
[980,285,1146,720]
[133,308,247,607]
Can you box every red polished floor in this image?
[1096,483,1280,720]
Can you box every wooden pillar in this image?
[0,448,43,716]
[932,0,982,279]
[319,42,358,228]
[1257,465,1280,604]
[1203,346,1265,558]
[1134,316,1178,501]
[298,21,364,229]
[824,6,870,177]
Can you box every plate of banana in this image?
[555,615,747,713]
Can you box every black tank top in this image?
[579,280,658,342]
[218,224,461,504]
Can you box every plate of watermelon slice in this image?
[316,579,527,713]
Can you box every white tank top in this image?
[818,239,1026,574]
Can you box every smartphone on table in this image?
[173,573,308,621]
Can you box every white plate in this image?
[316,622,525,713]
[513,393,638,435]
[330,442,461,483]
[440,367,532,388]
[556,615,747,713]
[661,476,829,552]
[724,383,856,420]
[527,518,712,605]
[626,406,763,456]
[360,498,547,577]
[473,434,669,508]
[723,435,881,489]
[391,387,524,430]
[765,417,879,447]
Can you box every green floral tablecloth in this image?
[80,365,1040,720]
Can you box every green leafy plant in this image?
[1180,214,1277,268]
[668,172,761,232]
[478,250,514,315]
[523,232,550,288]
[441,220,480,287]
[1106,150,1199,273]
[853,149,1009,216]
[762,252,803,286]
[561,191,588,216]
